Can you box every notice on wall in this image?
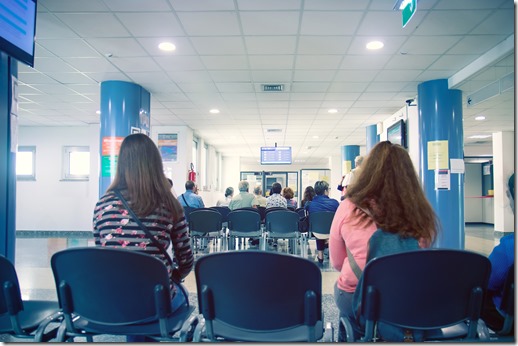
[101,136,124,177]
[483,165,491,175]
[435,169,450,190]
[158,133,178,162]
[427,140,449,170]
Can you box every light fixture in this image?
[475,115,486,121]
[312,135,319,139]
[96,110,101,115]
[328,108,338,114]
[469,135,491,139]
[209,108,220,114]
[158,42,176,52]
[366,41,384,50]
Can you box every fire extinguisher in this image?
[188,163,196,182]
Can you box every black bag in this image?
[298,216,309,233]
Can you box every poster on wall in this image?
[158,134,178,162]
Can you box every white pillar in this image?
[492,131,514,232]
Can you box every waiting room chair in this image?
[50,247,197,342]
[304,211,335,258]
[226,210,264,250]
[0,255,62,342]
[209,206,231,227]
[264,209,301,254]
[193,251,333,342]
[341,249,491,342]
[188,208,224,253]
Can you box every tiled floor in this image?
[1,223,506,342]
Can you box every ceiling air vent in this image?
[262,84,284,92]
[266,128,283,133]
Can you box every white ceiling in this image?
[17,0,515,166]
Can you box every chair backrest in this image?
[265,206,287,215]
[265,210,300,234]
[0,255,23,316]
[308,211,335,235]
[183,206,196,223]
[195,251,322,342]
[210,206,231,222]
[360,249,491,334]
[51,247,171,325]
[188,208,223,233]
[227,210,261,233]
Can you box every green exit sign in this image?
[402,0,417,28]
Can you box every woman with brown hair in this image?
[93,134,194,325]
[329,141,439,341]
[282,186,297,208]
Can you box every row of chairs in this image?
[2,247,512,342]
[0,249,334,342]
[186,206,335,256]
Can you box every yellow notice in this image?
[309,171,320,181]
[427,140,449,170]
[342,160,352,175]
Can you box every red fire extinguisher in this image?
[188,163,196,182]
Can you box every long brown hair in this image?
[346,141,439,245]
[107,133,183,220]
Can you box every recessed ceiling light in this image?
[209,109,220,114]
[475,116,486,121]
[469,135,491,139]
[158,42,176,51]
[366,41,384,50]
[328,108,338,113]
[312,135,319,139]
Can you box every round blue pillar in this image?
[418,79,464,249]
[341,145,360,175]
[99,81,150,195]
[365,124,379,155]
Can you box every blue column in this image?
[0,53,16,261]
[341,145,360,175]
[418,79,464,249]
[365,124,379,155]
[99,81,150,195]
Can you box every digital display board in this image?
[260,146,292,165]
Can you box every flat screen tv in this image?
[0,0,37,67]
[387,119,407,148]
[260,146,292,165]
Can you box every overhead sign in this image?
[402,0,417,28]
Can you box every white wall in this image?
[493,131,514,232]
[16,125,99,231]
[464,163,483,222]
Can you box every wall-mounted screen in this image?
[387,119,407,148]
[260,146,292,165]
[0,0,37,67]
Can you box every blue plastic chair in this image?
[193,251,333,342]
[341,249,492,342]
[226,209,263,250]
[188,208,224,253]
[265,210,300,254]
[0,255,61,341]
[50,247,197,342]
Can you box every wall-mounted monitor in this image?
[387,119,407,148]
[260,146,292,165]
[0,0,37,67]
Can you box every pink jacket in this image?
[329,198,377,293]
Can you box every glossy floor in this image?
[1,223,505,342]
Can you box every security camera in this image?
[405,99,414,105]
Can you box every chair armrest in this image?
[33,310,64,342]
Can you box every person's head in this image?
[314,181,329,196]
[347,141,438,246]
[355,155,364,167]
[303,186,316,201]
[185,180,196,191]
[225,186,234,197]
[108,133,182,219]
[238,180,249,192]
[282,187,294,200]
[253,185,263,196]
[271,182,282,194]
[507,173,515,214]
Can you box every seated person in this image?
[283,187,297,209]
[266,182,287,209]
[481,173,515,332]
[252,185,267,208]
[178,180,204,209]
[216,187,234,207]
[229,180,255,210]
[307,180,339,263]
